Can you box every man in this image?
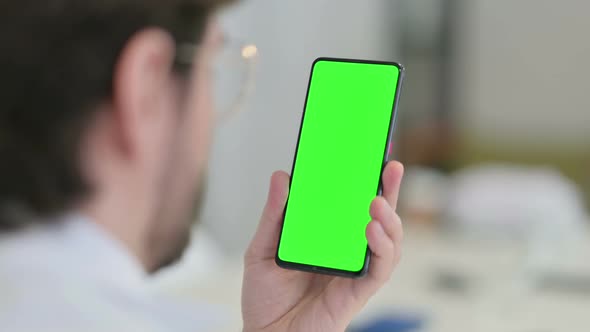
[0,1,404,331]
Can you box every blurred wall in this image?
[201,0,400,252]
[454,0,590,149]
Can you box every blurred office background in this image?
[153,0,590,331]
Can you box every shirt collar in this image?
[52,213,150,293]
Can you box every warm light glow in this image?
[241,44,258,59]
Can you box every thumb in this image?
[245,171,290,262]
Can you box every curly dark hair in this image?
[0,0,234,230]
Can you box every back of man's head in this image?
[0,0,230,230]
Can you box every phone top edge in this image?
[312,57,405,72]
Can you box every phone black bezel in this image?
[275,57,405,279]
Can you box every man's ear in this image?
[111,28,176,159]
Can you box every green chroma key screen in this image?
[277,58,402,275]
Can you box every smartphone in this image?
[276,58,404,278]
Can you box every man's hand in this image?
[242,161,404,332]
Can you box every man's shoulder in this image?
[0,270,166,332]
[0,263,219,332]
[0,221,220,332]
[0,237,167,332]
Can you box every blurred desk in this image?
[156,225,590,332]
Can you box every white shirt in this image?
[0,214,220,332]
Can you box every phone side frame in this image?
[275,57,405,278]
